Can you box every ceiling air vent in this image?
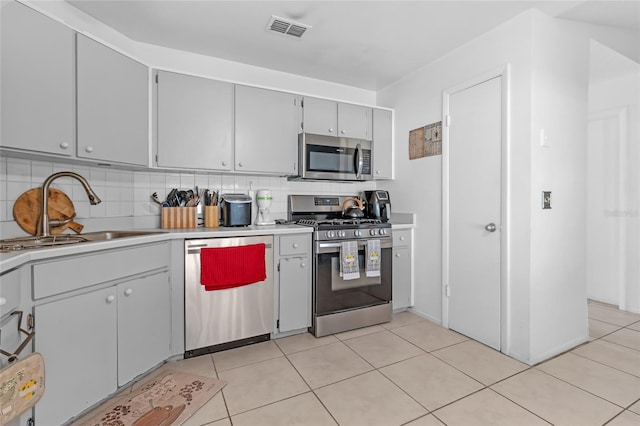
[267,15,311,38]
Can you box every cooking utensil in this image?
[13,187,84,235]
[342,197,365,218]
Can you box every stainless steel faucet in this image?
[38,172,102,237]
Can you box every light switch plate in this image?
[542,191,552,209]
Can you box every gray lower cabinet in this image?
[76,34,148,166]
[235,85,300,175]
[154,70,233,171]
[0,1,75,156]
[392,229,412,310]
[32,243,170,424]
[275,234,312,334]
[372,108,393,179]
[34,286,118,425]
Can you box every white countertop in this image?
[0,224,312,272]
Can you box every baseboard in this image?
[407,307,442,325]
[529,334,590,366]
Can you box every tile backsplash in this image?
[0,156,376,233]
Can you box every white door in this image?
[445,76,502,350]
[586,111,624,306]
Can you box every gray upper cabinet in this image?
[77,34,148,166]
[0,2,75,156]
[372,108,393,179]
[155,71,233,171]
[303,97,372,140]
[235,85,299,174]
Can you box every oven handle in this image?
[317,239,392,253]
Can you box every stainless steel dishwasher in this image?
[184,235,273,357]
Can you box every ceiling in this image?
[66,1,640,91]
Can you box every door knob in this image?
[485,223,497,232]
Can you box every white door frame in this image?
[588,107,628,310]
[442,65,511,352]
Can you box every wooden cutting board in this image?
[13,188,83,235]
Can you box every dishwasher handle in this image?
[188,243,272,254]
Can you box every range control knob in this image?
[370,229,378,236]
[326,231,336,239]
[354,230,362,237]
[379,229,387,235]
[338,230,346,238]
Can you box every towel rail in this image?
[0,311,35,363]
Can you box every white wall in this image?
[377,10,634,364]
[377,11,536,361]
[529,15,590,363]
[19,0,376,105]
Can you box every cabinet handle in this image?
[124,288,133,297]
[238,162,244,167]
[293,243,299,249]
[328,128,334,133]
[222,161,228,167]
[59,142,70,150]
[340,129,346,134]
[0,297,6,306]
[85,146,94,153]
[395,253,401,257]
[106,295,115,303]
[300,262,306,268]
[400,236,405,241]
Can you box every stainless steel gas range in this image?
[289,195,392,336]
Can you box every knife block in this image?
[161,207,197,229]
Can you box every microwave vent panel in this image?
[267,15,311,38]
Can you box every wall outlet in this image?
[542,191,552,209]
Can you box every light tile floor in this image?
[78,301,640,425]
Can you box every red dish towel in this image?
[200,243,266,291]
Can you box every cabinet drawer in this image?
[33,242,170,300]
[279,235,310,256]
[393,229,411,247]
[0,268,21,317]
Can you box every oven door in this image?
[314,239,392,316]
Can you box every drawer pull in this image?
[106,295,115,304]
[124,288,133,297]
[0,297,6,306]
[399,236,405,241]
[300,262,306,268]
[395,253,401,257]
[0,311,35,363]
[293,243,299,249]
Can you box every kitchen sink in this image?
[0,230,166,253]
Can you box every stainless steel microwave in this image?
[295,133,372,181]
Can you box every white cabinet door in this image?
[278,256,311,332]
[0,2,74,156]
[34,287,117,425]
[77,34,148,166]
[338,103,371,140]
[372,108,393,179]
[118,272,171,385]
[235,85,299,174]
[155,71,233,171]
[302,97,337,137]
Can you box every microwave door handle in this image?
[354,143,363,180]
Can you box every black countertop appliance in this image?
[363,190,391,222]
